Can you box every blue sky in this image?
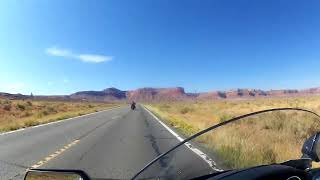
[1,0,320,95]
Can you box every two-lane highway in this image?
[0,105,217,180]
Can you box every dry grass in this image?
[25,171,80,180]
[146,96,320,169]
[0,98,121,133]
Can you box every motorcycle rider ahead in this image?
[131,101,136,110]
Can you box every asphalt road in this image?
[0,105,217,180]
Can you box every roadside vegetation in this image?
[0,98,120,133]
[146,96,320,169]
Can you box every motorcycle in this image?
[24,108,320,180]
[131,103,136,110]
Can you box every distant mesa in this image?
[1,86,320,102]
[67,87,320,101]
[126,87,186,101]
[70,87,126,101]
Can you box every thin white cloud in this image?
[46,47,72,57]
[63,78,69,83]
[45,46,113,63]
[77,54,113,63]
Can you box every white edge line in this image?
[0,106,122,136]
[143,105,223,172]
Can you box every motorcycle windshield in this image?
[133,108,320,180]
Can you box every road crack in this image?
[0,159,29,169]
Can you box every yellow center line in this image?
[29,139,80,169]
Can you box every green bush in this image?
[56,115,72,120]
[219,114,233,123]
[24,120,40,127]
[88,104,94,108]
[16,104,26,111]
[180,107,193,114]
[7,124,20,131]
[38,110,49,117]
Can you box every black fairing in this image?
[203,165,308,180]
[302,133,320,162]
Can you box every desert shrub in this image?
[3,100,11,104]
[217,145,242,168]
[7,123,20,131]
[16,104,26,111]
[146,97,320,169]
[56,115,72,120]
[46,106,57,114]
[262,148,277,164]
[159,104,171,110]
[262,119,284,131]
[38,110,49,117]
[180,107,193,114]
[88,104,94,108]
[24,120,40,127]
[219,114,233,123]
[21,112,32,118]
[260,112,285,131]
[3,104,12,111]
[215,143,277,169]
[26,101,32,106]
